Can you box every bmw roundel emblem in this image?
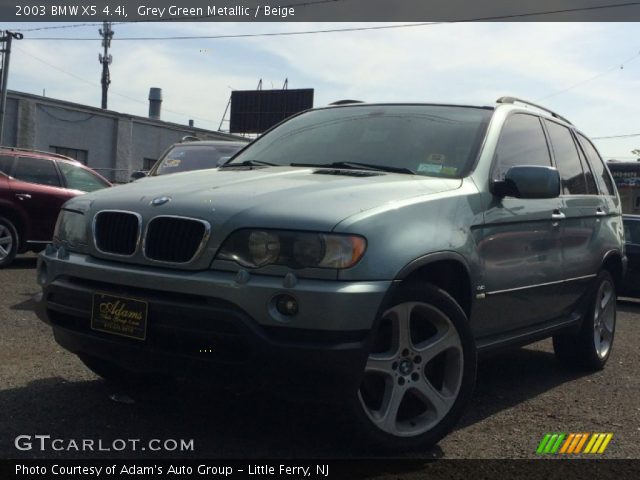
[151,196,171,206]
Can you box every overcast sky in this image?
[6,21,640,159]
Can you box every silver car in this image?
[36,97,624,449]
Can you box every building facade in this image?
[1,90,242,182]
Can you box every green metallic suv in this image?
[36,97,624,449]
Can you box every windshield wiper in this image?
[220,160,277,168]
[290,161,414,175]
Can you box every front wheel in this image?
[553,270,616,371]
[351,283,477,450]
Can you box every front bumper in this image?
[36,251,392,398]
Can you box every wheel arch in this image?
[394,252,473,319]
[601,249,624,293]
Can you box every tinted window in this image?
[155,144,244,176]
[58,162,108,192]
[12,157,61,187]
[624,218,640,244]
[229,105,492,178]
[575,141,598,194]
[494,114,551,180]
[545,120,587,195]
[578,134,615,196]
[0,155,14,175]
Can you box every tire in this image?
[553,270,616,371]
[350,282,477,450]
[0,216,19,268]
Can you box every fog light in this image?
[275,294,298,317]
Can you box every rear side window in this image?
[578,134,616,196]
[624,219,640,244]
[493,114,551,180]
[0,155,14,175]
[12,156,61,187]
[574,140,598,194]
[545,120,588,195]
[58,162,109,192]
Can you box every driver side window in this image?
[493,114,552,180]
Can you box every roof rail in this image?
[0,146,75,161]
[329,99,364,105]
[180,135,201,143]
[496,96,573,126]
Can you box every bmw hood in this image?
[79,166,462,232]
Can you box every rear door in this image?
[8,156,74,241]
[476,113,566,336]
[543,120,603,310]
[576,133,624,269]
[0,154,14,202]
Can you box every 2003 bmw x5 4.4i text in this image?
[36,97,624,450]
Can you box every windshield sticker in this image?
[417,163,443,174]
[164,158,182,168]
[441,166,458,176]
[427,153,446,164]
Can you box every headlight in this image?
[53,209,88,251]
[217,229,366,269]
[248,231,281,266]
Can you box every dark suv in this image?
[36,98,624,449]
[131,139,248,180]
[0,147,110,267]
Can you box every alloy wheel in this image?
[593,279,615,359]
[0,224,13,260]
[358,302,464,437]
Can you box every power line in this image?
[15,23,120,32]
[592,133,640,140]
[21,22,443,41]
[536,51,640,102]
[13,45,216,126]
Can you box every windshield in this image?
[154,144,244,176]
[228,105,492,178]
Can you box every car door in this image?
[0,154,14,203]
[543,120,605,312]
[8,156,74,241]
[475,113,567,337]
[576,133,623,272]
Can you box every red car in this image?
[0,147,111,267]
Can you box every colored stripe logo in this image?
[536,433,613,455]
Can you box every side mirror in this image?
[491,166,560,199]
[130,171,148,181]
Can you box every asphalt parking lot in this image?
[1,254,639,460]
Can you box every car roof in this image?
[317,99,575,127]
[172,140,248,147]
[0,146,77,162]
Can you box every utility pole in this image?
[0,30,23,144]
[98,22,113,109]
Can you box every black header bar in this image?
[2,0,640,22]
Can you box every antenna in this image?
[98,22,113,109]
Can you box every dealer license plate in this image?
[91,293,148,341]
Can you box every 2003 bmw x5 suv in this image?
[36,97,624,449]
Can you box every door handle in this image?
[595,208,607,216]
[551,211,566,220]
[15,193,32,200]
